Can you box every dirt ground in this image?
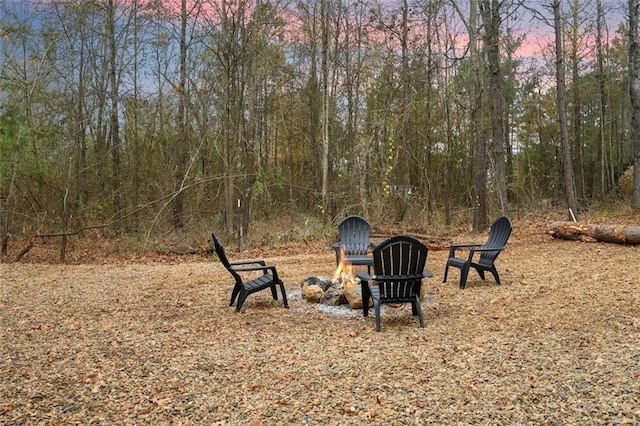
[1,216,639,425]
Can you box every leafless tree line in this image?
[0,0,639,255]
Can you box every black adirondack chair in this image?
[212,234,288,312]
[443,216,513,290]
[357,235,433,332]
[332,215,377,270]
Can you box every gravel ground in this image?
[1,221,639,425]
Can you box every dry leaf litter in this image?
[1,220,639,425]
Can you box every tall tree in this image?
[596,0,610,197]
[630,0,640,209]
[370,0,415,222]
[471,0,488,230]
[337,0,370,216]
[453,0,488,230]
[567,0,586,199]
[479,0,508,212]
[107,0,122,227]
[396,0,412,223]
[172,0,190,230]
[553,0,579,217]
[205,0,243,234]
[320,0,330,219]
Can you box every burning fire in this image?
[333,246,354,283]
[331,246,369,309]
[299,246,368,309]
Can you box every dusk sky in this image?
[511,0,627,58]
[0,0,630,60]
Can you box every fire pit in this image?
[300,250,369,309]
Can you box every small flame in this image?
[333,246,354,282]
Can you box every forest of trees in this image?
[1,0,639,253]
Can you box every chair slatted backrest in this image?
[212,234,242,284]
[337,215,372,256]
[372,235,428,302]
[478,216,513,266]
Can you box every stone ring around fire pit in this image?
[301,252,373,309]
[300,251,430,312]
[301,275,371,309]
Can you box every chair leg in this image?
[414,298,424,328]
[459,264,470,290]
[270,284,278,300]
[443,263,450,283]
[236,291,248,313]
[374,301,382,332]
[230,284,242,306]
[489,266,501,285]
[478,266,501,284]
[361,281,371,318]
[279,282,289,308]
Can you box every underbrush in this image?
[2,206,638,264]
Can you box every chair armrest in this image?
[448,243,482,257]
[356,271,371,282]
[466,246,505,261]
[229,259,266,266]
[470,245,505,252]
[450,243,482,249]
[230,264,277,275]
[372,274,430,282]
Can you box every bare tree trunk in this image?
[0,197,7,257]
[629,0,640,209]
[320,0,330,219]
[60,188,69,262]
[596,0,608,198]
[75,21,88,213]
[451,0,487,230]
[553,0,579,218]
[299,2,321,218]
[391,0,411,223]
[219,0,236,234]
[470,1,488,231]
[0,167,16,257]
[569,0,585,199]
[131,0,140,231]
[479,0,508,212]
[107,0,122,227]
[341,1,368,216]
[172,0,188,231]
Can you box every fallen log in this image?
[549,222,640,245]
[13,234,37,262]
